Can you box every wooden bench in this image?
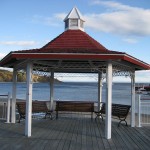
[56,101,94,119]
[16,101,53,123]
[95,102,131,126]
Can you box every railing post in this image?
[98,72,103,111]
[137,94,141,127]
[11,68,17,123]
[131,72,135,127]
[6,92,11,123]
[50,69,54,111]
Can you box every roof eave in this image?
[0,53,149,70]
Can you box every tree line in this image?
[0,70,60,83]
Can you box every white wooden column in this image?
[11,68,17,123]
[131,72,135,127]
[50,69,54,110]
[105,62,112,139]
[25,62,33,137]
[6,92,11,123]
[98,72,103,111]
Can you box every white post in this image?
[25,62,33,137]
[98,72,103,111]
[105,62,112,139]
[11,68,17,123]
[137,94,141,127]
[131,72,135,127]
[50,69,54,110]
[6,92,11,123]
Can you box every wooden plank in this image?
[68,117,81,150]
[89,119,100,150]
[54,118,71,150]
[81,116,87,150]
[62,118,76,150]
[114,125,139,150]
[124,126,150,150]
[111,122,128,150]
[93,120,105,149]
[56,117,72,150]
[75,117,83,150]
[96,119,111,149]
[0,114,150,150]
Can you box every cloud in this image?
[31,15,63,27]
[122,38,137,44]
[30,1,150,40]
[0,53,6,60]
[135,70,150,83]
[0,41,37,46]
[54,13,66,21]
[87,0,150,37]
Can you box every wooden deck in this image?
[0,113,150,150]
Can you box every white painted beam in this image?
[25,62,33,137]
[98,72,103,111]
[137,94,141,127]
[6,92,11,123]
[131,72,135,127]
[11,69,17,123]
[50,69,54,110]
[105,62,112,139]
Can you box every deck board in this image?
[0,113,150,150]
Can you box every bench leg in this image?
[18,115,25,123]
[95,112,103,121]
[56,111,58,119]
[91,112,93,120]
[45,111,53,120]
[18,116,21,123]
[118,119,128,127]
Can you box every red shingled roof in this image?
[15,30,125,54]
[16,30,120,54]
[42,29,108,52]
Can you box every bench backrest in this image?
[112,104,131,118]
[16,101,48,115]
[32,101,48,113]
[100,103,130,118]
[56,101,94,112]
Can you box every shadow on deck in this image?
[0,113,150,150]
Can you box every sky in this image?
[0,0,150,82]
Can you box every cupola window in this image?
[70,19,78,27]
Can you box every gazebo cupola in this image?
[64,7,85,31]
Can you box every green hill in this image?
[0,69,61,83]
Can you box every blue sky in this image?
[0,0,150,82]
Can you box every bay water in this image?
[0,82,137,105]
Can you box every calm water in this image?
[0,82,135,105]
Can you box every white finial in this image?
[64,7,85,31]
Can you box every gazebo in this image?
[0,7,150,139]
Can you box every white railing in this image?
[0,92,11,123]
[137,95,150,127]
